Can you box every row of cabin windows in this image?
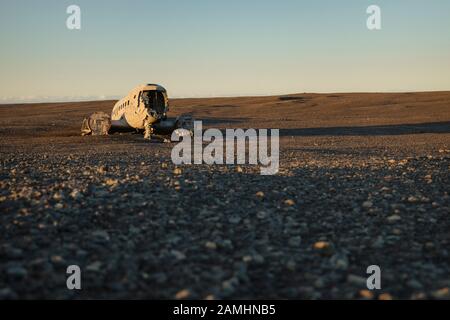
[113,100,130,117]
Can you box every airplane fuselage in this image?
[111,84,169,130]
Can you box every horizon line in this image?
[1,89,450,105]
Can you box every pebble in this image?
[0,288,17,299]
[347,274,366,287]
[362,201,373,208]
[313,241,330,250]
[205,241,217,250]
[171,250,186,260]
[284,199,295,206]
[431,287,449,299]
[387,214,402,223]
[175,289,191,299]
[6,266,27,279]
[378,293,393,300]
[288,236,302,247]
[359,290,374,299]
[86,261,103,272]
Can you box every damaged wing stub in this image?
[172,114,194,141]
[153,114,194,140]
[81,112,111,136]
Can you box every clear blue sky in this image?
[1,0,450,102]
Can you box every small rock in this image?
[313,241,330,250]
[330,253,349,270]
[6,266,27,279]
[431,287,449,299]
[252,254,265,264]
[359,290,374,299]
[171,250,186,261]
[286,260,296,271]
[378,293,393,300]
[288,236,302,247]
[284,199,295,206]
[91,230,110,241]
[4,247,23,259]
[153,272,167,284]
[50,255,65,265]
[175,289,191,299]
[173,168,182,175]
[86,261,102,272]
[362,201,373,208]
[105,178,118,187]
[256,211,267,219]
[387,214,401,223]
[0,288,17,299]
[347,274,366,287]
[228,215,241,224]
[406,279,423,290]
[97,166,107,174]
[205,241,217,250]
[70,189,82,199]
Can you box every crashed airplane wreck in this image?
[81,84,193,140]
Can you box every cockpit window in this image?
[141,91,165,114]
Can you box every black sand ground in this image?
[0,92,449,299]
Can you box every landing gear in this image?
[143,119,154,140]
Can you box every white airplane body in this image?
[111,84,169,130]
[81,84,192,138]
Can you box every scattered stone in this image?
[105,178,118,187]
[6,266,27,279]
[362,201,373,208]
[171,250,186,261]
[0,288,17,299]
[86,261,102,272]
[175,289,191,299]
[347,274,366,287]
[288,236,302,247]
[431,287,449,299]
[286,260,296,271]
[378,293,393,300]
[329,253,349,270]
[406,279,423,290]
[359,290,374,299]
[313,241,330,250]
[387,214,402,223]
[256,211,267,219]
[205,241,217,250]
[91,230,110,241]
[97,166,107,174]
[284,199,295,206]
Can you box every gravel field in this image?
[0,92,449,299]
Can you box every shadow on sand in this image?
[279,121,450,137]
